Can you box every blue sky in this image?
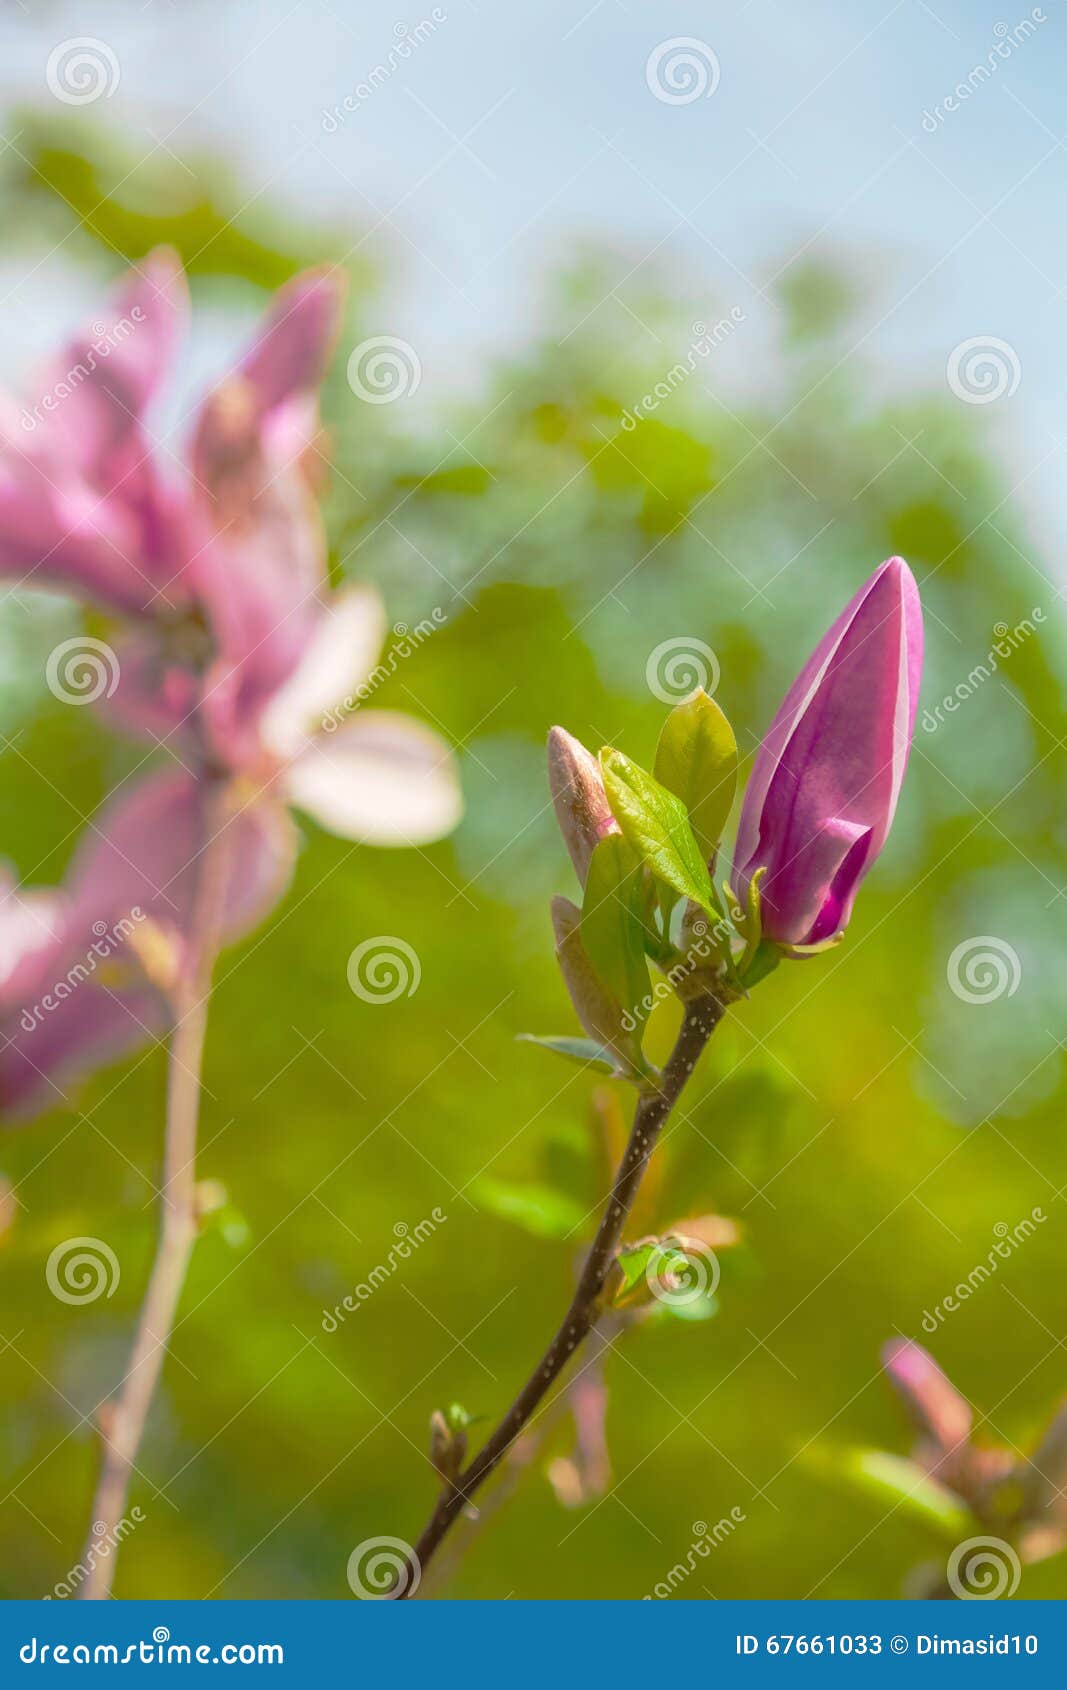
[3,0,1066,553]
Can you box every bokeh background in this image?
[1,0,1067,1600]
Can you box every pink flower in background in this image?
[0,252,462,1119]
[732,556,923,948]
[882,1339,1067,1568]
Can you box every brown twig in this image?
[397,988,726,1596]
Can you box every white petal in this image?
[259,584,387,758]
[285,711,463,845]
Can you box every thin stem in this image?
[397,989,726,1597]
[77,783,231,1600]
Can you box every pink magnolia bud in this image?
[547,726,618,885]
[732,557,923,948]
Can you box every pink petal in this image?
[258,585,387,759]
[190,267,344,513]
[32,248,188,485]
[0,772,296,1121]
[883,1338,972,1455]
[284,711,462,845]
[733,557,923,945]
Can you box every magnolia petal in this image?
[733,557,923,946]
[284,711,462,845]
[0,872,68,1008]
[259,585,388,759]
[240,268,345,412]
[67,769,296,944]
[0,981,166,1121]
[883,1339,972,1455]
[37,247,188,482]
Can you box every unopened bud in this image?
[429,1408,466,1484]
[547,727,618,886]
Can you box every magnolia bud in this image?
[547,727,618,886]
[429,1408,466,1484]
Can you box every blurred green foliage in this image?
[1,119,1065,1601]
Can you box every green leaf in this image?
[599,750,720,919]
[653,689,738,864]
[613,1240,664,1298]
[580,835,650,1032]
[823,1447,975,1540]
[471,1178,588,1240]
[551,897,646,1078]
[517,1034,620,1074]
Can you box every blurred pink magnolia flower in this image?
[0,251,462,1117]
[733,556,923,949]
[883,1339,1067,1567]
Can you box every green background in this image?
[0,117,1065,1600]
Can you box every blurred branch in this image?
[77,781,231,1600]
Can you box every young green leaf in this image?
[653,688,738,864]
[580,835,650,1033]
[471,1178,588,1240]
[551,896,645,1077]
[599,749,721,918]
[827,1447,975,1540]
[516,1034,621,1074]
